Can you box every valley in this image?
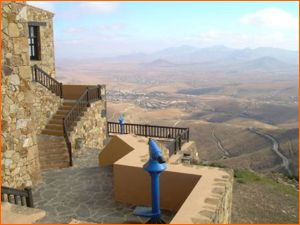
[56,46,299,178]
[55,45,299,224]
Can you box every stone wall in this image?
[211,170,233,223]
[181,141,201,164]
[70,99,107,155]
[2,2,60,188]
[27,4,55,77]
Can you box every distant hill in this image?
[237,56,292,72]
[143,59,176,67]
[103,45,298,63]
[101,45,298,74]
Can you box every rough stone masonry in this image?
[2,2,58,188]
[2,2,108,188]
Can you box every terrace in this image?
[3,121,233,224]
[100,133,233,224]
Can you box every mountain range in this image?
[102,45,298,74]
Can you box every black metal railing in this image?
[1,186,34,208]
[31,65,104,167]
[107,122,189,156]
[32,65,63,98]
[166,128,189,156]
[63,85,104,166]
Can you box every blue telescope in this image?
[134,139,167,224]
[119,114,125,134]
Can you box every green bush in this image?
[234,169,261,183]
[234,169,298,197]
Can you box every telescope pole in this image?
[151,172,161,217]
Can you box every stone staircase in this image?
[31,65,104,171]
[38,99,92,170]
[37,135,70,170]
[41,100,75,137]
[38,100,78,170]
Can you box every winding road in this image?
[211,129,230,158]
[250,128,292,177]
[173,120,180,127]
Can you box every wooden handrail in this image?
[63,85,104,166]
[31,65,63,98]
[107,121,189,156]
[1,186,34,208]
[31,64,104,167]
[107,122,189,132]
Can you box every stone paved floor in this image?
[33,148,174,224]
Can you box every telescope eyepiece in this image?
[157,156,166,164]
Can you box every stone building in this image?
[2,2,107,188]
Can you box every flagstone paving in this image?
[33,148,174,224]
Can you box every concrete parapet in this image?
[102,134,233,223]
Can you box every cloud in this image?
[80,1,120,13]
[26,1,55,12]
[98,23,125,32]
[240,8,298,30]
[199,29,222,42]
[64,27,85,33]
[179,28,298,51]
[56,39,82,45]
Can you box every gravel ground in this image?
[232,181,298,224]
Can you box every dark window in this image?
[28,25,41,60]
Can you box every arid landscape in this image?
[56,45,298,223]
[57,45,298,178]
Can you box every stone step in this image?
[41,129,64,136]
[48,119,77,130]
[45,124,63,130]
[39,156,69,164]
[59,105,73,110]
[39,147,69,155]
[38,147,67,154]
[39,154,69,161]
[39,150,69,163]
[37,131,71,171]
[40,161,70,171]
[52,114,65,120]
[52,111,85,121]
[37,134,65,142]
[40,158,70,164]
[43,125,64,132]
[48,119,63,125]
[37,138,66,144]
[56,110,70,116]
[63,101,76,106]
[38,145,68,153]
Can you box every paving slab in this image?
[33,148,174,224]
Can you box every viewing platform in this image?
[99,134,233,223]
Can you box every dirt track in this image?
[250,128,292,176]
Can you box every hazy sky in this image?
[27,1,299,59]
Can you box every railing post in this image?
[24,188,34,208]
[178,136,182,151]
[187,129,189,142]
[34,65,37,81]
[31,66,34,81]
[145,124,148,137]
[68,142,73,166]
[63,118,73,167]
[86,87,90,107]
[97,85,101,99]
[174,139,177,155]
[60,82,63,98]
